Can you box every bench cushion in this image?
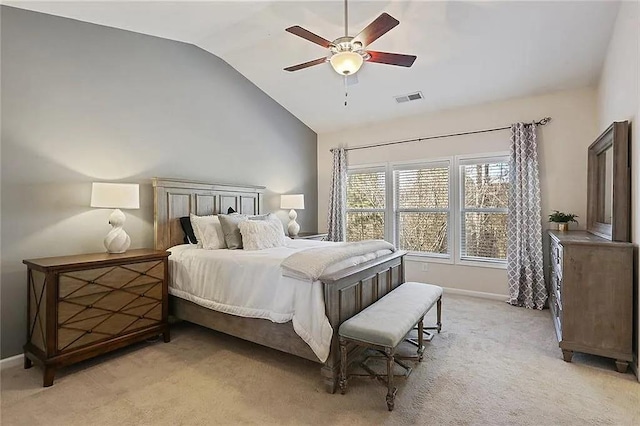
[339,282,443,348]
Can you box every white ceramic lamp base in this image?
[104,208,131,253]
[287,209,300,237]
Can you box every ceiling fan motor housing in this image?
[330,37,367,56]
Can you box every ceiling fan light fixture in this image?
[329,51,363,75]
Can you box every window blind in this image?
[395,164,450,255]
[346,170,386,242]
[460,161,509,261]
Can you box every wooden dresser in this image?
[23,249,170,386]
[548,230,633,372]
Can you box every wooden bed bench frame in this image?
[153,178,406,393]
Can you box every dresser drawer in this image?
[549,291,562,341]
[549,272,562,309]
[553,294,562,334]
[550,241,563,280]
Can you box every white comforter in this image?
[168,239,393,362]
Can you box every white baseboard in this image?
[442,287,508,301]
[0,354,22,370]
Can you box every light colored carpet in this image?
[1,294,638,425]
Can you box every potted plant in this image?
[548,210,579,231]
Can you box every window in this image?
[459,158,509,262]
[345,153,509,267]
[394,162,450,256]
[346,168,386,242]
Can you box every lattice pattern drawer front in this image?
[57,261,164,352]
[549,271,562,309]
[551,243,563,279]
[549,291,562,341]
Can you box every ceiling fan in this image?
[284,0,417,76]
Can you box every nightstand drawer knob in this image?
[140,294,145,298]
[139,315,144,319]
[88,305,93,309]
[88,330,92,334]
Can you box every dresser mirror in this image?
[599,146,613,224]
[586,121,630,241]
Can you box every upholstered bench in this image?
[338,282,443,411]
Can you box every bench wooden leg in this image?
[436,297,442,333]
[417,317,425,362]
[385,347,397,411]
[339,338,348,395]
[407,297,443,348]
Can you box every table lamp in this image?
[91,182,140,253]
[280,194,304,237]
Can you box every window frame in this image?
[345,152,509,269]
[391,159,453,261]
[455,153,510,269]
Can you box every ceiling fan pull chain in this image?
[344,75,349,106]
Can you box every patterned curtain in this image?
[327,148,348,241]
[507,123,547,310]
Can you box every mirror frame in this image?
[587,121,630,241]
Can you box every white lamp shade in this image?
[280,194,305,210]
[330,51,364,75]
[91,183,140,209]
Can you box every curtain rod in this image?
[329,117,552,152]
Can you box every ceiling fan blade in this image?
[285,26,332,48]
[367,51,417,67]
[352,13,399,47]
[284,57,327,72]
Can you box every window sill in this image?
[457,259,507,270]
[404,253,507,270]
[405,253,453,264]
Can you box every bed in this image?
[153,177,406,393]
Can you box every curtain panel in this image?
[507,123,547,310]
[327,148,348,241]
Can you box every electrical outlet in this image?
[421,263,429,272]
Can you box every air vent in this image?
[394,91,423,104]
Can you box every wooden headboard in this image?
[153,178,265,250]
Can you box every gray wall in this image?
[0,6,318,358]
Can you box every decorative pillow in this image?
[179,216,198,244]
[227,207,236,214]
[251,213,286,236]
[218,214,249,249]
[239,220,286,251]
[189,214,226,249]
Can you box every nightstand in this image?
[291,233,328,241]
[23,249,170,387]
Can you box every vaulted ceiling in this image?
[5,1,621,133]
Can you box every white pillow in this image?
[189,214,226,249]
[239,220,286,251]
[262,213,286,236]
